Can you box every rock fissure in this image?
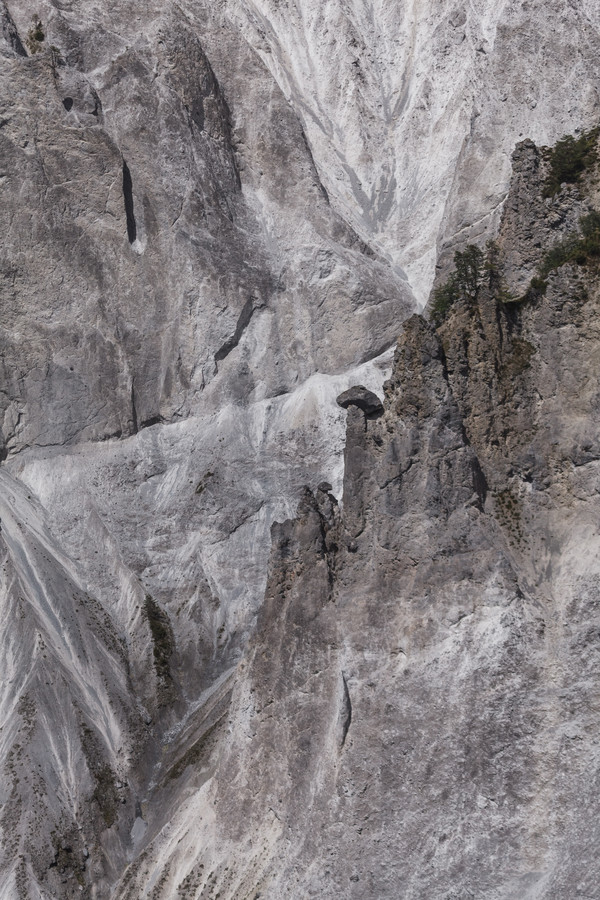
[122,160,137,244]
[340,673,352,749]
[214,296,260,365]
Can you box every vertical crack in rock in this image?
[471,454,488,508]
[130,381,138,434]
[340,673,352,748]
[122,160,137,244]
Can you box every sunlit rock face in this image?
[231,0,600,301]
[117,140,600,900]
[0,3,412,893]
[0,0,411,719]
[1,0,600,896]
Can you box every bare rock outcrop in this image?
[231,0,600,302]
[115,130,600,898]
[2,3,600,897]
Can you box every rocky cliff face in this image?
[104,138,600,897]
[0,6,411,890]
[231,0,600,300]
[1,1,600,897]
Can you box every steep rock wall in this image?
[1,2,600,896]
[114,135,600,898]
[229,0,600,301]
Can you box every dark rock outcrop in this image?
[336,384,384,416]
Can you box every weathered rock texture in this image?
[230,0,600,300]
[106,138,600,897]
[2,0,600,897]
[0,0,411,708]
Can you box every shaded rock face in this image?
[0,1,409,456]
[113,140,600,897]
[0,0,410,709]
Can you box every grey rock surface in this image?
[109,134,600,898]
[1,0,600,897]
[230,0,600,302]
[0,469,143,898]
[0,2,408,714]
[0,2,412,894]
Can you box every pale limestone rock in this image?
[1,1,600,897]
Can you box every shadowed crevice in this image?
[340,673,352,748]
[139,415,164,430]
[130,382,138,434]
[1,5,26,56]
[214,297,256,364]
[122,160,137,244]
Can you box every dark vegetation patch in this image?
[117,849,149,898]
[430,244,485,326]
[48,826,86,888]
[519,276,548,304]
[430,242,513,325]
[80,722,118,828]
[177,861,206,898]
[144,595,175,700]
[542,127,600,198]
[540,211,600,276]
[26,17,45,54]
[16,693,36,738]
[519,210,600,302]
[493,489,526,547]
[500,337,536,378]
[91,765,119,827]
